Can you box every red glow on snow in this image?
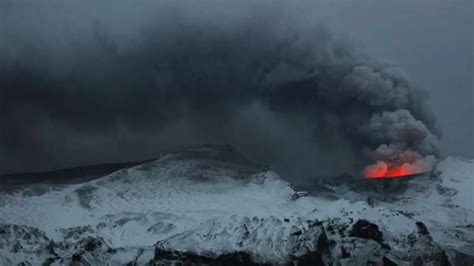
[362,161,426,179]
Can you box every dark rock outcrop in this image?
[349,220,384,243]
[152,249,267,266]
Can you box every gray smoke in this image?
[0,1,440,181]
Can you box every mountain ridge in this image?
[0,145,472,265]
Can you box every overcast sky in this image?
[0,0,472,175]
[320,0,473,157]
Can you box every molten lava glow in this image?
[362,161,426,179]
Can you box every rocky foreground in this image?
[0,145,473,265]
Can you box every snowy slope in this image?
[0,145,473,265]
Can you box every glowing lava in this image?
[362,161,427,179]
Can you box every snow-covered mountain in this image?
[0,145,473,265]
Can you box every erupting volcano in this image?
[362,161,426,179]
[359,110,441,180]
[362,152,436,179]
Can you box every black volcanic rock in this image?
[152,249,267,266]
[382,256,397,266]
[415,221,430,237]
[349,220,384,243]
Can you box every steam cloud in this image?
[0,1,440,180]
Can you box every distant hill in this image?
[0,160,153,189]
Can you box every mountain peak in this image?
[0,149,473,265]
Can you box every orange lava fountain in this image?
[362,161,427,179]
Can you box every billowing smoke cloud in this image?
[0,1,440,181]
[360,110,439,178]
[364,110,440,156]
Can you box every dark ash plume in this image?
[0,1,440,180]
